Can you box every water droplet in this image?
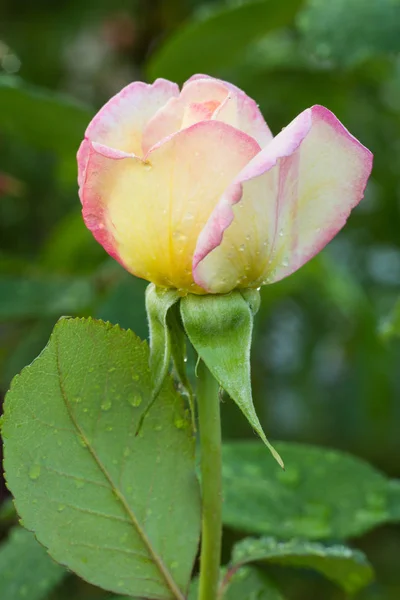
[73,396,82,403]
[173,231,187,242]
[154,424,163,431]
[245,234,251,241]
[170,561,179,569]
[131,373,139,381]
[143,162,151,171]
[123,447,130,457]
[239,244,245,252]
[79,435,88,448]
[174,417,185,429]
[282,259,289,267]
[101,399,112,411]
[29,464,41,480]
[117,580,125,588]
[57,504,66,512]
[106,426,113,432]
[128,394,142,407]
[278,229,284,237]
[75,479,85,489]
[184,212,194,221]
[108,367,116,373]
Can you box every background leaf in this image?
[232,537,374,594]
[147,0,303,82]
[0,277,95,321]
[222,565,285,600]
[2,318,200,600]
[0,75,92,183]
[297,0,400,67]
[0,526,66,600]
[222,442,400,539]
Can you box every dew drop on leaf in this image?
[128,394,142,407]
[29,464,41,480]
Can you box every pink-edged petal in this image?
[80,120,260,292]
[85,78,179,156]
[184,74,273,147]
[194,105,372,293]
[141,78,228,155]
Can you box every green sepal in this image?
[167,303,196,428]
[180,291,283,468]
[146,285,195,428]
[240,288,261,316]
[145,284,181,398]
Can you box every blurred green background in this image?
[1,0,400,598]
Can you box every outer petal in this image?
[194,106,373,293]
[80,120,260,292]
[141,78,228,154]
[184,74,273,147]
[85,78,179,156]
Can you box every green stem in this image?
[197,360,222,600]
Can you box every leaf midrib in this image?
[55,334,185,600]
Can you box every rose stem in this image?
[197,359,222,600]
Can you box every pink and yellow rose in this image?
[78,75,372,294]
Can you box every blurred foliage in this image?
[1,0,400,598]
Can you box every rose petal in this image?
[80,120,260,292]
[184,74,273,147]
[141,78,228,155]
[193,105,373,293]
[85,78,179,156]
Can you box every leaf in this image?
[0,75,92,184]
[222,441,400,539]
[180,292,283,467]
[297,0,400,67]
[221,565,285,600]
[2,318,200,600]
[232,537,374,594]
[0,526,66,600]
[0,276,95,320]
[147,0,304,82]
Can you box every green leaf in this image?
[145,284,181,398]
[297,0,400,67]
[222,441,400,539]
[0,76,92,184]
[147,0,303,82]
[181,292,283,467]
[0,276,95,320]
[222,565,285,600]
[0,526,66,600]
[3,318,200,600]
[232,537,374,594]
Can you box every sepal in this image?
[180,290,283,467]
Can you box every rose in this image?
[77,74,372,295]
